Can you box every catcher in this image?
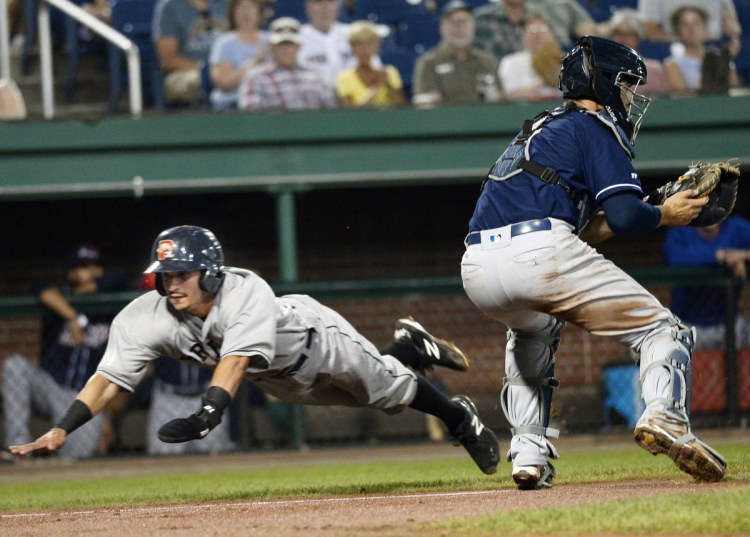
[461,35,736,490]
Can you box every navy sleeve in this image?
[601,190,661,234]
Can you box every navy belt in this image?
[465,218,552,246]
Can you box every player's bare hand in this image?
[9,428,67,457]
[659,189,709,227]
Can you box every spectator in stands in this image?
[238,17,337,110]
[604,8,671,97]
[663,5,741,95]
[638,0,742,44]
[208,0,269,111]
[152,0,229,105]
[1,245,127,459]
[412,0,501,108]
[473,0,527,63]
[498,13,563,102]
[298,0,356,92]
[474,0,598,61]
[336,21,406,108]
[664,217,750,351]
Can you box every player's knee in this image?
[2,353,31,380]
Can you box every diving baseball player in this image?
[10,225,500,475]
[461,36,726,489]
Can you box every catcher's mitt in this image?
[644,159,740,226]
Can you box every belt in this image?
[465,218,552,246]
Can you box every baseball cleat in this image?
[512,463,556,490]
[450,395,500,475]
[634,408,726,482]
[394,317,469,371]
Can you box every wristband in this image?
[205,386,231,413]
[55,399,93,434]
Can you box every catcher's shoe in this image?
[394,317,469,372]
[512,463,556,490]
[450,395,500,475]
[634,408,726,482]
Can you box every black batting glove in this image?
[157,386,231,444]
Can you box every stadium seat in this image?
[107,0,164,112]
[354,0,432,24]
[396,16,440,53]
[271,0,308,23]
[381,47,419,98]
[638,40,672,62]
[585,0,638,23]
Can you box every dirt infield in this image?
[2,430,748,536]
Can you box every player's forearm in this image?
[209,355,251,397]
[578,212,614,245]
[77,373,124,416]
[39,287,78,322]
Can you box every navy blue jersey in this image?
[468,106,643,232]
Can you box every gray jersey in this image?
[97,268,417,412]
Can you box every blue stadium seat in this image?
[585,0,638,23]
[396,16,440,53]
[271,0,308,23]
[107,0,164,112]
[638,40,672,62]
[381,47,419,98]
[354,0,432,23]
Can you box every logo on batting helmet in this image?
[144,225,224,295]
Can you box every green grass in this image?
[434,486,750,536]
[1,441,749,536]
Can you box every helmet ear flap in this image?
[155,273,167,296]
[199,269,224,294]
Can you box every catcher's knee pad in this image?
[639,322,694,419]
[501,319,564,460]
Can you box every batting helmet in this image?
[559,36,651,145]
[144,225,224,295]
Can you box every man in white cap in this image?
[238,17,338,110]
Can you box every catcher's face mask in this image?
[616,72,651,143]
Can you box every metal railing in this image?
[37,0,142,118]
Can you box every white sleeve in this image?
[96,293,171,392]
[216,275,277,368]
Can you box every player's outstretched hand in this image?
[9,428,67,457]
[659,189,709,227]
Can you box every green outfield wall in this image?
[1,95,748,200]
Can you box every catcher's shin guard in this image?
[502,319,563,488]
[635,323,727,481]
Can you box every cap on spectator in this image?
[441,0,472,18]
[269,17,303,45]
[67,244,101,268]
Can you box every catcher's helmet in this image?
[144,225,224,295]
[559,35,651,144]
